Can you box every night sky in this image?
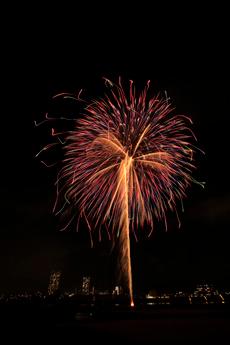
[1,6,230,294]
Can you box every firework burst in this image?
[36,78,204,306]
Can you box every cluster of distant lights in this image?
[1,284,229,307]
[146,294,171,306]
[0,291,229,308]
[146,284,227,305]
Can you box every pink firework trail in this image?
[36,78,204,306]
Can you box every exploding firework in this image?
[36,78,204,306]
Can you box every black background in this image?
[1,4,230,294]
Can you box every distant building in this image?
[112,285,123,295]
[48,271,62,295]
[82,276,91,294]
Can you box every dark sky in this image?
[1,5,230,294]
